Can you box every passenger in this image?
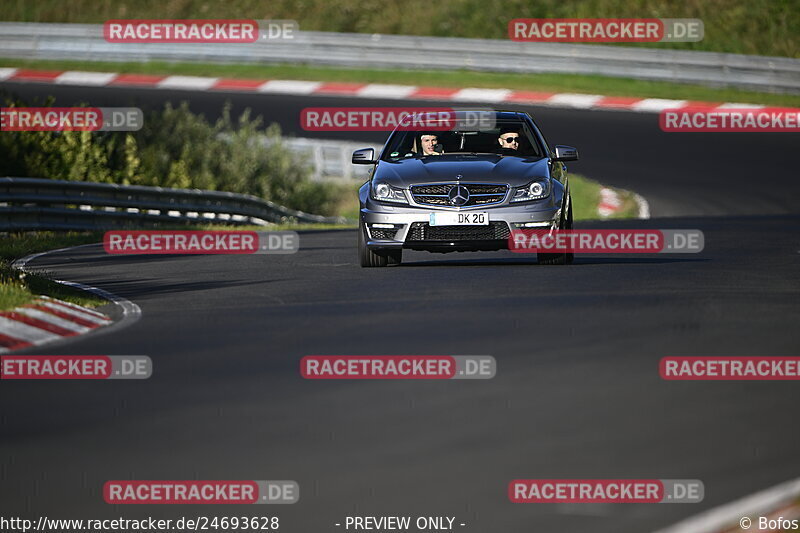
[419,133,442,156]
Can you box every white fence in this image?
[282,137,381,181]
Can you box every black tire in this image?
[358,220,388,267]
[386,249,403,265]
[537,250,567,265]
[565,198,574,264]
[538,195,572,266]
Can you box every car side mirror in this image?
[552,145,579,162]
[352,148,376,165]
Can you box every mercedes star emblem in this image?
[448,185,470,206]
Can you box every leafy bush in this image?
[0,96,349,216]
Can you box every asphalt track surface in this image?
[1,82,799,533]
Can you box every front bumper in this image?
[362,201,561,252]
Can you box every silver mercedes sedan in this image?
[354,110,578,266]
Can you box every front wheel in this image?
[386,249,402,265]
[565,199,574,264]
[358,219,389,267]
[537,250,567,265]
[538,196,572,266]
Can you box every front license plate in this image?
[429,211,489,226]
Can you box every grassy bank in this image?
[0,233,107,311]
[570,173,640,220]
[3,58,799,108]
[1,0,796,58]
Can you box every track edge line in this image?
[652,476,800,533]
[9,243,142,351]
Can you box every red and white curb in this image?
[653,476,800,533]
[3,243,142,353]
[0,296,111,353]
[0,67,771,114]
[596,187,650,219]
[598,187,623,218]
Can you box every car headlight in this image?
[511,178,551,202]
[371,182,407,204]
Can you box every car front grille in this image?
[369,227,399,240]
[410,183,507,207]
[412,195,449,206]
[406,221,510,241]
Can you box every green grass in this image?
[0,232,107,310]
[570,173,640,220]
[0,282,35,310]
[3,58,799,107]
[1,0,797,58]
[0,232,102,262]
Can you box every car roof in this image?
[396,110,531,131]
[409,110,527,120]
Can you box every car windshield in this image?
[381,118,543,161]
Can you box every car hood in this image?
[373,154,550,188]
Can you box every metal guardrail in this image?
[0,177,349,231]
[0,22,798,94]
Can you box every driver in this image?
[497,128,520,151]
